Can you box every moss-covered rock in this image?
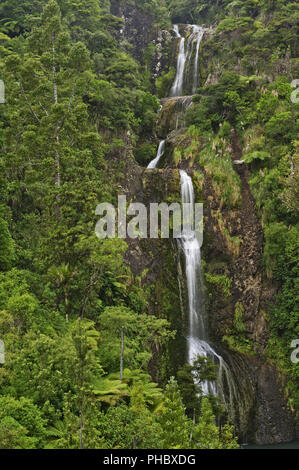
[156,96,193,137]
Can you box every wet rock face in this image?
[112,147,184,380]
[222,353,296,444]
[155,121,296,443]
[151,29,174,85]
[252,362,296,444]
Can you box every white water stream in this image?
[146,25,238,410]
[179,170,238,405]
[147,140,165,169]
[171,25,204,97]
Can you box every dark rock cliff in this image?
[110,0,154,62]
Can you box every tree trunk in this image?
[52,35,61,218]
[120,327,125,380]
[79,410,84,449]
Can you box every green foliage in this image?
[0,416,38,449]
[172,126,241,209]
[244,150,271,164]
[186,71,256,133]
[98,403,162,449]
[177,363,200,416]
[192,355,218,386]
[223,302,255,354]
[265,111,298,143]
[155,66,175,98]
[98,306,174,372]
[134,142,157,166]
[233,302,246,333]
[0,0,298,449]
[217,16,254,33]
[0,269,40,333]
[256,92,279,123]
[0,217,14,270]
[135,0,170,25]
[205,273,232,297]
[93,368,163,409]
[177,356,219,418]
[155,377,191,449]
[280,141,299,212]
[192,398,239,449]
[0,396,47,448]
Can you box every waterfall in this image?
[170,34,186,97]
[147,140,165,169]
[179,170,215,395]
[147,25,239,419]
[171,25,204,97]
[179,170,238,405]
[178,170,205,348]
[192,27,204,93]
[173,24,181,38]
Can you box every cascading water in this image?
[147,24,239,419]
[147,140,165,169]
[179,170,216,395]
[171,25,204,97]
[192,27,204,93]
[170,32,186,97]
[179,170,238,408]
[173,24,181,38]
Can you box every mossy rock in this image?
[156,96,193,137]
[142,168,181,204]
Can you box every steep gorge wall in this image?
[155,104,296,443]
[106,139,186,382]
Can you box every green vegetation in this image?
[205,272,232,298]
[0,0,298,449]
[179,2,298,415]
[156,66,176,98]
[0,0,239,449]
[223,302,255,354]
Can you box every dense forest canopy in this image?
[0,0,298,449]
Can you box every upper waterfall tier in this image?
[170,24,204,97]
